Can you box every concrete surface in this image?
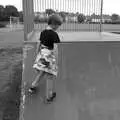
[22,41,120,120]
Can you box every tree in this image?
[19,11,23,22]
[4,5,19,21]
[45,9,55,16]
[0,5,5,21]
[77,13,86,23]
[59,12,66,22]
[34,15,47,23]
[0,5,4,10]
[111,14,120,23]
[76,12,79,16]
[34,15,40,23]
[85,16,92,23]
[91,13,96,18]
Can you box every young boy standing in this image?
[29,14,63,103]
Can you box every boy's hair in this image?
[48,14,63,25]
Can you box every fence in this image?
[23,0,103,40]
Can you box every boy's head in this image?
[48,14,63,30]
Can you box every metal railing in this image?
[23,0,103,40]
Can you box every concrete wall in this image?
[23,41,120,120]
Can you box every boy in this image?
[29,14,63,103]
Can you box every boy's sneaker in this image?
[50,92,56,100]
[28,87,37,93]
[44,92,56,104]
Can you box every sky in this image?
[0,0,120,15]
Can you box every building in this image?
[91,18,101,23]
[102,15,112,23]
[65,14,78,22]
[34,12,48,19]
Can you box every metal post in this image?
[100,0,103,32]
[23,0,27,41]
[23,0,102,32]
[23,0,34,41]
[9,16,12,30]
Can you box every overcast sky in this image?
[0,0,120,15]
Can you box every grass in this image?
[0,22,8,28]
[0,47,22,120]
[0,22,120,33]
[34,23,120,32]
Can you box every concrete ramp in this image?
[22,41,120,120]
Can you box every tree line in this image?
[35,9,120,24]
[0,5,23,22]
[0,5,120,24]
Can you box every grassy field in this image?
[0,31,24,43]
[0,31,23,120]
[0,23,120,34]
[34,23,120,32]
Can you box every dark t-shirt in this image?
[39,29,60,50]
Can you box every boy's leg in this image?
[45,73,53,98]
[29,71,45,92]
[45,73,56,100]
[50,75,57,99]
[51,75,56,93]
[31,70,45,87]
[46,79,53,98]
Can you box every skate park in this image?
[21,0,120,120]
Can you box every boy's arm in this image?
[58,33,64,42]
[36,41,41,54]
[36,31,43,54]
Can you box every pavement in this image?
[22,40,120,120]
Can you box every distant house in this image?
[91,18,101,23]
[91,15,101,23]
[39,12,47,18]
[85,16,92,23]
[102,15,111,23]
[91,14,112,23]
[34,12,48,19]
[65,14,78,22]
